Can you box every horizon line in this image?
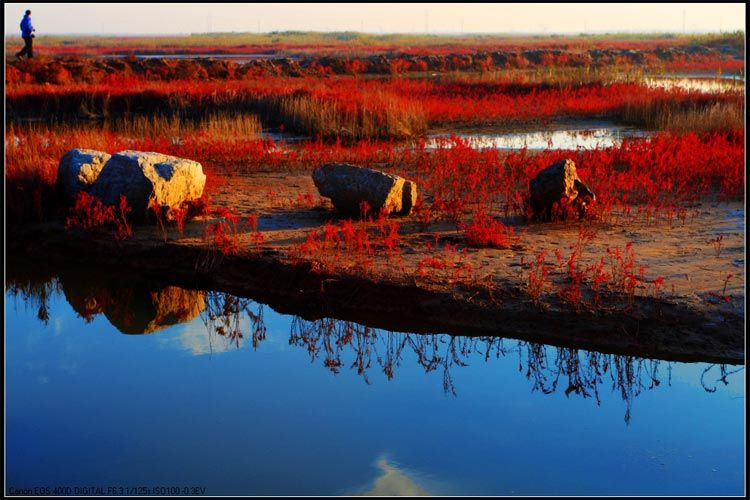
[4,29,745,37]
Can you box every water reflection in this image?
[59,272,205,334]
[642,76,745,93]
[6,273,59,325]
[355,456,431,496]
[6,273,742,425]
[102,53,297,63]
[425,127,651,150]
[289,316,702,424]
[201,292,267,351]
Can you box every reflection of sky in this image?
[354,456,431,496]
[160,318,245,356]
[426,127,651,151]
[643,77,745,93]
[5,286,745,495]
[156,307,290,356]
[668,363,745,398]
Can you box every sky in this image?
[4,3,746,36]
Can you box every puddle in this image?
[655,72,745,80]
[425,124,652,150]
[642,76,745,93]
[724,208,745,233]
[260,129,312,144]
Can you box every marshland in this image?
[5,17,746,496]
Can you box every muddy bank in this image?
[7,212,743,364]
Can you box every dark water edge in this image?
[5,259,745,495]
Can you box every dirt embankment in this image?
[7,172,744,365]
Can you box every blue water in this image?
[5,274,745,496]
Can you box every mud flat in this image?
[8,172,743,365]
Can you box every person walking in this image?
[16,10,35,59]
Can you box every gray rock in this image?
[529,158,595,221]
[312,163,417,216]
[90,150,206,221]
[57,148,111,202]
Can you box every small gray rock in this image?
[529,158,595,221]
[312,163,417,216]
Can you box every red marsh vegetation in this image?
[4,33,745,342]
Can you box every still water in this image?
[102,53,296,63]
[426,125,651,151]
[642,75,745,93]
[5,270,744,496]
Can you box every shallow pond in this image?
[5,269,744,495]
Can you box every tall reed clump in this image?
[657,101,745,132]
[111,113,263,141]
[8,76,742,136]
[617,91,745,131]
[274,90,427,141]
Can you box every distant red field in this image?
[5,31,744,57]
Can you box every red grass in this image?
[708,234,725,257]
[203,221,238,256]
[722,273,734,296]
[172,206,188,237]
[245,214,265,251]
[461,211,519,248]
[6,123,744,229]
[64,192,133,241]
[65,191,116,230]
[415,241,475,284]
[114,195,133,240]
[8,76,743,135]
[527,250,551,307]
[6,35,743,81]
[6,35,742,320]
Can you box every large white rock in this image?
[57,148,111,201]
[312,163,417,216]
[90,150,206,220]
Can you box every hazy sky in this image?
[4,3,746,36]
